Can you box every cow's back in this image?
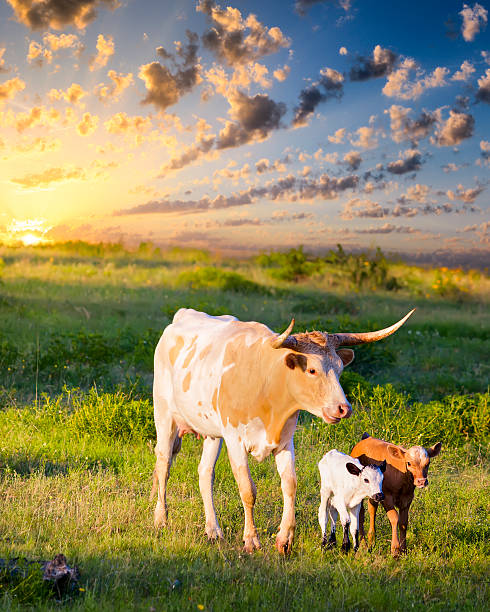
[351,437,408,495]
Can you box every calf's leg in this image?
[382,495,401,557]
[226,442,260,553]
[274,442,297,555]
[348,507,361,552]
[333,497,351,553]
[198,437,223,540]
[367,499,378,549]
[398,504,411,553]
[318,488,333,548]
[327,505,338,549]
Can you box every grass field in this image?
[0,242,488,610]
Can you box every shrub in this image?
[256,246,323,282]
[176,267,268,293]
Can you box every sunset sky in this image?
[0,0,489,261]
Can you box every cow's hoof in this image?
[341,542,351,554]
[205,525,223,540]
[275,533,293,556]
[243,535,261,553]
[391,546,401,558]
[322,534,336,549]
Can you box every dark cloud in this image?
[349,45,397,81]
[388,107,438,145]
[139,31,200,111]
[197,0,289,66]
[5,0,120,31]
[292,67,344,126]
[386,150,422,175]
[476,69,490,104]
[216,90,286,148]
[116,171,358,215]
[294,0,351,16]
[356,223,417,234]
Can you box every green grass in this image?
[0,242,489,610]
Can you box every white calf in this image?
[318,449,386,552]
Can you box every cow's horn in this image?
[270,318,295,348]
[330,309,415,347]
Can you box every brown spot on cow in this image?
[199,344,212,360]
[182,371,192,392]
[183,338,198,368]
[169,336,184,366]
[212,388,218,411]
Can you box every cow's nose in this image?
[415,478,428,488]
[337,403,352,419]
[372,492,385,502]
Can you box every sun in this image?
[2,218,53,246]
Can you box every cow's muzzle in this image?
[415,478,429,488]
[322,402,352,423]
[371,492,385,502]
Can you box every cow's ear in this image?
[387,445,405,461]
[285,353,307,371]
[337,348,354,367]
[378,459,387,473]
[427,442,441,458]
[346,462,361,476]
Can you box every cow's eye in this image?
[308,368,316,375]
[364,478,369,483]
[407,462,411,466]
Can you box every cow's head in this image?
[346,460,386,502]
[387,442,442,488]
[270,309,415,425]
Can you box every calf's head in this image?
[346,460,386,501]
[270,309,415,425]
[387,443,442,488]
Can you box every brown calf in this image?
[351,433,441,556]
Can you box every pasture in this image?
[0,242,488,611]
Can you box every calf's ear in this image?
[387,445,405,461]
[378,459,387,473]
[337,348,354,367]
[427,442,441,458]
[346,462,362,476]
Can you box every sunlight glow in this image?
[2,218,53,246]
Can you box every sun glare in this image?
[2,218,53,246]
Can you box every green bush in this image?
[176,267,268,293]
[256,246,323,282]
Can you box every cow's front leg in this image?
[367,498,378,549]
[333,498,351,553]
[226,443,260,553]
[274,442,297,555]
[398,504,411,553]
[348,507,360,552]
[198,437,223,540]
[382,495,400,557]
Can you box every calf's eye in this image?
[407,462,411,466]
[308,368,316,375]
[364,478,369,483]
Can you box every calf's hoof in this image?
[322,533,336,550]
[243,535,261,554]
[205,525,223,541]
[341,541,351,554]
[391,546,401,558]
[276,531,294,556]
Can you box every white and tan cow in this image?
[151,307,414,554]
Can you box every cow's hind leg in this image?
[326,504,338,549]
[274,442,297,555]
[152,398,178,529]
[226,442,260,553]
[318,488,331,547]
[198,437,223,540]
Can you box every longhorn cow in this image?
[151,307,414,554]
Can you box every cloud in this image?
[0,105,65,132]
[0,76,26,106]
[401,183,430,203]
[382,58,449,100]
[328,127,346,144]
[77,112,98,136]
[460,3,488,42]
[292,67,343,126]
[452,60,475,81]
[95,70,134,103]
[12,136,61,155]
[273,65,290,82]
[434,110,475,146]
[294,1,351,16]
[0,48,8,73]
[43,33,81,51]
[255,156,289,174]
[349,125,379,149]
[385,105,439,144]
[341,198,386,219]
[349,45,397,81]
[5,0,121,31]
[343,150,362,170]
[476,68,490,103]
[339,46,348,55]
[447,183,484,203]
[89,34,114,71]
[386,148,422,174]
[197,1,290,66]
[104,112,153,134]
[27,41,52,66]
[48,82,87,106]
[139,30,200,112]
[11,165,87,188]
[204,62,272,97]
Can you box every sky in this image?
[0,0,489,263]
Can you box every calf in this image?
[318,449,386,552]
[351,433,442,556]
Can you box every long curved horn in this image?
[270,318,295,349]
[330,309,415,347]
